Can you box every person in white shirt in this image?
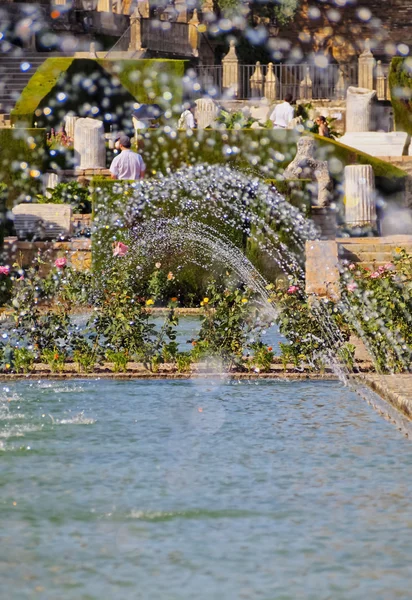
[178,103,197,129]
[110,135,146,180]
[269,94,295,129]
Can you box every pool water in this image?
[1,379,411,599]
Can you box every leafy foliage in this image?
[37,181,91,214]
[389,57,412,136]
[340,250,412,372]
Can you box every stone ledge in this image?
[360,374,412,420]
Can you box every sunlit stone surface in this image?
[345,86,376,133]
[74,118,106,170]
[344,164,376,227]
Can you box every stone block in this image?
[12,204,72,240]
[305,240,339,299]
[339,132,408,157]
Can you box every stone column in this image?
[188,10,199,56]
[345,86,376,132]
[334,67,346,100]
[175,0,188,22]
[97,0,112,11]
[195,98,218,129]
[264,63,278,101]
[344,164,377,227]
[43,172,60,198]
[358,40,375,91]
[376,60,387,101]
[222,40,239,98]
[129,7,144,51]
[138,0,149,18]
[74,118,106,169]
[300,67,313,100]
[64,115,79,140]
[250,62,263,98]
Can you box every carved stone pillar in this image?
[346,86,376,133]
[64,115,79,140]
[376,60,387,101]
[358,39,375,91]
[175,0,188,23]
[344,164,376,227]
[300,67,313,100]
[129,7,143,51]
[188,9,199,56]
[264,63,278,101]
[97,0,112,11]
[74,118,106,169]
[222,40,239,97]
[250,62,263,98]
[334,67,346,100]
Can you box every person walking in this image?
[178,103,197,129]
[269,94,294,129]
[109,135,145,180]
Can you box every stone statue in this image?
[283,137,333,207]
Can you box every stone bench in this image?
[12,204,72,241]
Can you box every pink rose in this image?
[370,271,380,279]
[54,257,67,269]
[378,265,386,273]
[113,242,129,257]
[347,282,357,292]
[0,266,10,276]
[287,285,299,294]
[348,263,356,271]
[384,263,394,271]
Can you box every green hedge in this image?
[135,129,407,195]
[313,133,407,193]
[11,58,186,127]
[11,58,75,125]
[0,128,47,207]
[97,58,185,106]
[389,57,412,135]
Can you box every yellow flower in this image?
[200,301,204,306]
[241,298,248,304]
[395,247,402,253]
[203,297,209,304]
[167,271,174,281]
[146,299,154,306]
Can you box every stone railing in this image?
[196,44,358,100]
[196,40,391,102]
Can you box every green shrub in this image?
[389,57,412,136]
[0,128,47,207]
[37,181,91,214]
[13,348,35,374]
[11,58,185,128]
[11,58,75,125]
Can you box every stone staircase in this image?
[337,236,412,269]
[0,49,61,118]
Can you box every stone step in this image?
[340,251,399,263]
